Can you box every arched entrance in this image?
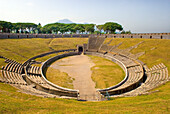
[78,46,83,54]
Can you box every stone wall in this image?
[41,52,80,93]
[105,33,170,39]
[0,33,170,39]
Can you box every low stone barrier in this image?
[104,33,170,39]
[63,34,72,38]
[19,34,28,38]
[84,52,128,91]
[72,34,81,37]
[45,34,54,38]
[41,52,79,93]
[0,33,169,39]
[8,34,19,38]
[37,34,45,38]
[22,49,76,66]
[54,34,63,38]
[81,34,89,38]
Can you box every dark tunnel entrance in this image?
[78,46,83,54]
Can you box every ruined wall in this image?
[105,33,170,39]
[0,33,170,39]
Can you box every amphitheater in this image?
[0,33,169,102]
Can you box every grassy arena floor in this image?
[46,67,74,89]
[45,55,125,89]
[0,38,169,113]
[88,55,125,89]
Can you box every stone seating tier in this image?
[27,65,41,75]
[112,63,169,97]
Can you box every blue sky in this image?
[0,0,170,33]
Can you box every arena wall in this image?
[85,52,129,91]
[0,33,170,39]
[41,52,79,93]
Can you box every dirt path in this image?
[50,55,100,100]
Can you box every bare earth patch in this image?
[50,55,98,100]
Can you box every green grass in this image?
[0,38,88,63]
[0,38,88,69]
[106,38,170,75]
[88,55,125,89]
[0,81,169,113]
[34,52,67,62]
[46,67,74,89]
[49,38,87,50]
[0,38,169,113]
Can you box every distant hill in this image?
[57,19,74,24]
[57,19,90,24]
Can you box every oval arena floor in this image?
[50,55,98,100]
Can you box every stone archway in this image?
[77,45,84,54]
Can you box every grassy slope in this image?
[0,82,169,113]
[107,38,170,75]
[0,38,87,62]
[88,55,125,89]
[0,38,170,113]
[0,38,51,68]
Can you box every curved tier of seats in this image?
[23,67,78,98]
[87,35,106,52]
[114,63,169,97]
[2,59,24,74]
[0,49,79,98]
[27,65,41,75]
[0,69,27,85]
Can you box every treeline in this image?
[41,23,95,34]
[0,20,131,34]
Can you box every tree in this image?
[85,24,95,34]
[37,23,42,33]
[74,24,85,34]
[121,30,126,34]
[103,22,123,34]
[67,23,76,34]
[0,25,2,32]
[125,30,131,34]
[96,25,103,33]
[0,21,13,33]
[121,30,132,34]
[11,23,38,33]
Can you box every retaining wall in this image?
[104,33,170,39]
[41,52,79,93]
[22,49,76,66]
[0,33,170,39]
